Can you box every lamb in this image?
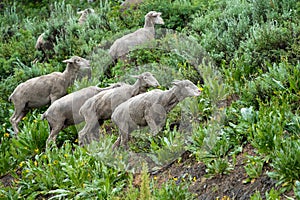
[111,80,201,149]
[35,8,94,64]
[108,11,164,60]
[78,72,160,145]
[77,8,95,25]
[9,56,90,134]
[42,83,121,147]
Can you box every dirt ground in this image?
[146,143,295,200]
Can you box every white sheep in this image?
[111,80,201,149]
[42,83,121,147]
[77,8,95,25]
[9,56,90,134]
[108,11,164,60]
[120,0,143,11]
[78,72,160,145]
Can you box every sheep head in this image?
[172,80,201,99]
[77,8,95,15]
[144,11,164,27]
[63,56,90,70]
[132,72,160,88]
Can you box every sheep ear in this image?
[131,75,140,79]
[172,80,181,86]
[62,58,74,63]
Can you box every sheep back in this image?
[109,28,154,59]
[9,73,66,108]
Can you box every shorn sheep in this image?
[9,56,90,134]
[108,11,164,60]
[42,83,121,147]
[78,72,160,145]
[77,8,95,25]
[111,80,201,149]
[35,8,94,65]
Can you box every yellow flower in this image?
[199,87,204,92]
[193,176,197,182]
[34,161,38,167]
[34,148,39,154]
[53,160,58,165]
[19,161,25,168]
[64,154,68,158]
[87,173,91,177]
[222,196,230,200]
[43,155,47,159]
[75,139,78,143]
[22,117,27,120]
[173,177,178,181]
[4,133,10,138]
[33,119,38,123]
[153,176,157,180]
[25,169,30,173]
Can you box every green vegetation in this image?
[0,0,299,199]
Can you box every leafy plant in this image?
[268,138,300,191]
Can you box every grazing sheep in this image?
[77,8,95,25]
[120,0,143,11]
[35,8,93,64]
[9,56,90,134]
[111,80,201,149]
[78,72,160,145]
[42,83,122,147]
[108,11,164,60]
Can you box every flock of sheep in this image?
[8,7,202,150]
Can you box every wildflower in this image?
[222,196,230,200]
[64,154,68,158]
[4,133,10,138]
[199,87,204,92]
[34,161,38,167]
[75,139,78,143]
[43,155,47,159]
[87,173,91,178]
[53,160,58,165]
[33,119,38,123]
[34,148,39,153]
[25,169,30,173]
[153,176,157,180]
[19,161,25,168]
[193,176,197,182]
[22,117,27,120]
[173,177,178,181]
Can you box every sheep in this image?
[120,0,143,11]
[78,72,160,145]
[9,56,90,134]
[108,11,164,60]
[77,8,95,25]
[111,80,201,149]
[42,83,122,147]
[35,8,94,64]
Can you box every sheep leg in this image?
[145,106,166,136]
[10,104,28,134]
[78,118,99,146]
[113,122,131,150]
[46,123,64,148]
[112,135,121,150]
